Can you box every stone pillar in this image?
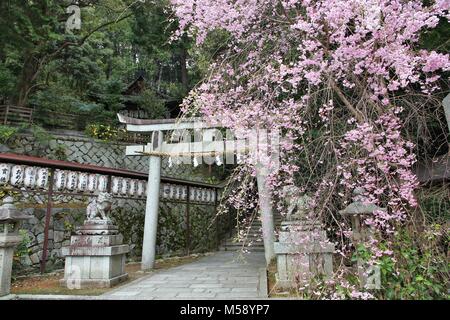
[142,131,163,270]
[443,93,450,151]
[256,164,275,266]
[61,219,129,288]
[0,197,31,296]
[443,93,450,137]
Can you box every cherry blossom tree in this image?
[170,0,450,298]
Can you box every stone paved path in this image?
[102,251,267,300]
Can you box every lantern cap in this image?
[0,196,32,223]
[339,202,386,216]
[339,187,386,216]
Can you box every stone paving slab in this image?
[102,251,267,300]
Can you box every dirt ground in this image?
[11,254,204,296]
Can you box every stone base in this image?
[60,273,128,289]
[274,219,334,289]
[274,250,334,289]
[274,276,296,290]
[75,220,119,235]
[61,220,129,289]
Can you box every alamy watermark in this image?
[65,265,81,289]
[365,265,381,290]
[162,123,281,171]
[66,4,81,33]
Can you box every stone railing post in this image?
[0,197,31,297]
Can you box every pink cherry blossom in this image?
[169,0,450,298]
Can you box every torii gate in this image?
[118,115,279,270]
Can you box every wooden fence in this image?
[0,105,33,126]
[32,109,88,131]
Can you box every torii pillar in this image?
[141,131,163,270]
[254,128,279,266]
[443,93,450,150]
[256,163,275,266]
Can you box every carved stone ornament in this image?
[282,185,312,221]
[86,192,113,221]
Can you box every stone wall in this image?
[4,130,223,274]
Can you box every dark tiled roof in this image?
[415,153,450,183]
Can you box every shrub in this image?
[85,123,125,141]
[0,125,19,144]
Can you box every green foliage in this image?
[85,123,124,141]
[188,29,231,79]
[14,230,31,262]
[110,206,145,257]
[13,230,32,272]
[420,19,450,52]
[0,63,15,101]
[342,225,448,300]
[30,86,93,114]
[297,224,449,300]
[0,125,19,144]
[64,220,75,233]
[91,78,126,112]
[417,186,450,222]
[0,0,205,130]
[137,89,169,119]
[30,125,53,145]
[352,243,372,263]
[0,186,21,201]
[53,144,68,161]
[376,228,449,300]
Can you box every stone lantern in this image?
[339,188,386,244]
[339,188,385,289]
[0,196,31,297]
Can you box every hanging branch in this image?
[330,79,366,123]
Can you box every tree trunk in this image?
[180,48,188,92]
[256,164,276,266]
[15,53,40,107]
[106,58,112,80]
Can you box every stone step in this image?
[239,223,282,230]
[231,229,263,235]
[238,230,262,235]
[223,240,265,245]
[226,232,263,238]
[219,214,285,252]
[219,245,265,252]
[223,239,264,246]
[251,219,283,224]
[224,234,262,243]
[246,224,281,230]
[222,237,265,244]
